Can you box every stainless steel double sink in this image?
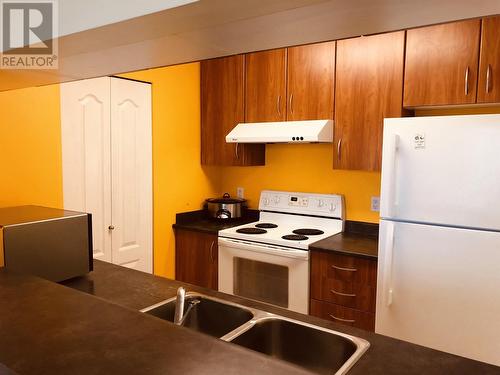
[141,293,369,375]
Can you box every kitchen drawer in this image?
[313,278,376,312]
[310,299,375,331]
[312,251,377,285]
[310,250,377,312]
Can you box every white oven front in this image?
[218,237,309,314]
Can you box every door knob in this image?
[108,225,115,230]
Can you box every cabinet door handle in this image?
[337,139,342,161]
[108,225,115,230]
[486,64,492,93]
[329,314,355,323]
[276,95,281,117]
[235,143,239,160]
[465,66,470,96]
[289,93,294,114]
[209,241,215,262]
[330,289,356,298]
[331,264,357,272]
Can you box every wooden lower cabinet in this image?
[175,229,218,290]
[314,279,376,312]
[0,228,3,267]
[310,299,375,331]
[310,250,377,331]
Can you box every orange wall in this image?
[0,65,217,279]
[219,144,381,223]
[0,85,63,208]
[119,63,220,278]
[1,63,499,278]
[218,106,500,224]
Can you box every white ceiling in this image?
[1,0,499,91]
[58,0,200,37]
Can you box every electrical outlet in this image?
[371,196,380,212]
[237,187,245,199]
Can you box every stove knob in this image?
[329,203,336,212]
[317,200,325,208]
[263,198,270,206]
[273,196,281,204]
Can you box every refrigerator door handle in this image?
[382,134,400,217]
[384,221,396,307]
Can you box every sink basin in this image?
[142,292,368,374]
[141,294,254,338]
[227,317,368,375]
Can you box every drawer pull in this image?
[329,314,355,323]
[486,64,492,93]
[330,289,356,298]
[209,240,215,262]
[465,66,470,96]
[331,265,357,272]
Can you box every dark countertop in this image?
[0,261,494,375]
[0,265,312,375]
[310,233,378,260]
[172,209,259,234]
[310,221,379,260]
[175,212,380,259]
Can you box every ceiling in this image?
[58,0,200,37]
[0,0,499,92]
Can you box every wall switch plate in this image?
[371,196,380,212]
[237,187,244,199]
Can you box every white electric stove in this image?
[218,190,345,314]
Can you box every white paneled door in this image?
[61,77,112,263]
[61,77,153,273]
[110,78,152,272]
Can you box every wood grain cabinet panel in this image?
[311,251,377,313]
[287,41,335,120]
[477,16,500,103]
[311,251,377,286]
[245,49,287,122]
[201,55,265,166]
[334,31,405,171]
[0,228,4,267]
[310,299,375,331]
[310,250,377,331]
[403,19,481,107]
[175,229,218,290]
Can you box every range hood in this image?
[225,120,333,144]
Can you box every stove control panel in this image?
[288,196,309,207]
[259,190,344,219]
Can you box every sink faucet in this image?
[173,287,186,325]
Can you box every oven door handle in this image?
[218,237,309,260]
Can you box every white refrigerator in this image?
[376,114,500,366]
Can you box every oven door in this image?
[218,237,309,314]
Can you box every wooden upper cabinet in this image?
[334,31,405,171]
[477,16,500,103]
[201,55,265,166]
[287,41,335,120]
[245,49,286,122]
[404,19,481,107]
